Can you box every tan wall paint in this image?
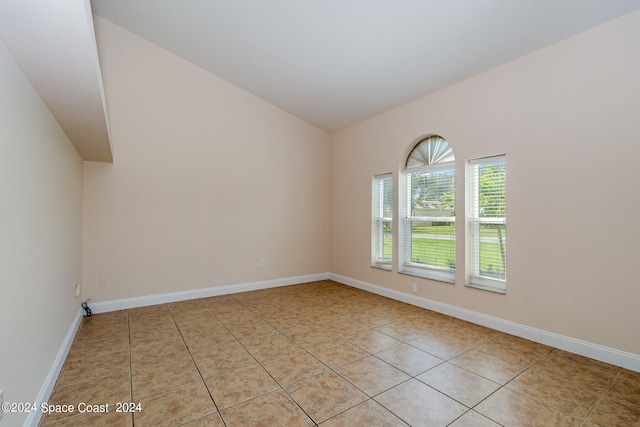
[83,17,330,302]
[0,42,83,427]
[330,11,640,355]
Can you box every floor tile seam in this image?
[425,358,504,389]
[332,367,414,401]
[126,314,135,410]
[412,372,492,410]
[169,308,225,417]
[584,369,640,420]
[444,409,497,427]
[216,385,316,426]
[494,382,587,422]
[515,360,615,401]
[260,347,372,424]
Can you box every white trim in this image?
[24,308,84,427]
[89,273,330,314]
[329,273,640,372]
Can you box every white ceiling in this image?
[91,0,640,132]
[2,1,640,162]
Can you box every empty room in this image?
[1,1,640,426]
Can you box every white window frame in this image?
[372,173,393,270]
[468,155,507,293]
[401,162,456,283]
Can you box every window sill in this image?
[466,279,506,294]
[371,263,392,271]
[399,265,455,284]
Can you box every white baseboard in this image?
[24,308,84,427]
[89,272,331,314]
[330,273,640,372]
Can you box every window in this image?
[372,174,393,270]
[401,136,456,282]
[468,155,507,293]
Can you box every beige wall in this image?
[330,11,640,355]
[0,42,83,427]
[83,17,330,302]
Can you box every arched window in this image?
[401,135,456,282]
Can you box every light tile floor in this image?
[39,280,640,427]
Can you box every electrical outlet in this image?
[411,283,417,293]
[99,276,107,287]
[75,283,81,297]
[259,259,265,268]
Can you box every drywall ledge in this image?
[330,273,640,373]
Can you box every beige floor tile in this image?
[336,356,410,397]
[130,337,190,368]
[285,325,340,348]
[262,349,329,386]
[506,367,600,418]
[374,320,436,342]
[408,333,475,360]
[374,379,467,427]
[532,352,617,392]
[66,334,129,361]
[183,329,238,354]
[128,304,170,319]
[306,340,369,368]
[42,411,132,427]
[607,371,640,406]
[416,363,500,407]
[128,311,175,331]
[319,316,370,339]
[78,311,128,332]
[129,323,181,348]
[475,387,580,427]
[134,380,217,427]
[587,396,640,426]
[181,413,225,427]
[449,348,526,384]
[297,307,341,323]
[167,299,206,313]
[349,329,402,353]
[57,350,130,387]
[171,308,215,326]
[220,390,314,427]
[546,349,622,376]
[204,364,279,409]
[226,320,279,343]
[448,410,501,427]
[73,323,129,344]
[191,341,256,377]
[177,317,227,341]
[242,332,300,362]
[375,343,444,376]
[43,372,131,424]
[213,309,261,328]
[319,399,408,426]
[286,371,367,423]
[132,355,201,399]
[476,334,552,366]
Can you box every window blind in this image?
[469,155,506,291]
[372,174,393,269]
[401,163,456,282]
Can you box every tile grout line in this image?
[169,302,227,427]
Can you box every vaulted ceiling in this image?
[2,1,640,162]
